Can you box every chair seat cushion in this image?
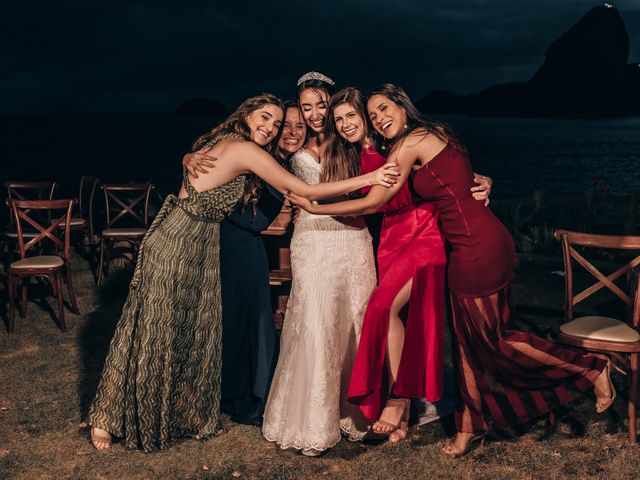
[58,217,86,227]
[560,316,640,343]
[3,230,38,239]
[10,255,64,269]
[102,228,147,237]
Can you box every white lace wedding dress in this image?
[262,149,376,451]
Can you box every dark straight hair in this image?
[296,78,336,104]
[367,84,466,156]
[297,78,336,141]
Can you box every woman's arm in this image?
[284,138,421,216]
[237,142,399,201]
[285,133,454,215]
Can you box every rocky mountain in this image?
[417,5,640,117]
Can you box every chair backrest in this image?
[5,181,58,227]
[554,229,640,327]
[8,199,75,260]
[102,183,154,229]
[6,181,57,201]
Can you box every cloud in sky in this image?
[2,0,639,112]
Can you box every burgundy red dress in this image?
[348,146,447,421]
[411,144,607,434]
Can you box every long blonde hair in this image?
[192,93,284,206]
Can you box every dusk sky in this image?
[3,0,639,113]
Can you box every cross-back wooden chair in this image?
[7,198,79,333]
[97,182,154,285]
[57,176,101,254]
[554,229,640,444]
[3,181,58,244]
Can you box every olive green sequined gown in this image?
[87,146,246,452]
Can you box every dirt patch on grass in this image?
[0,341,40,360]
[1,256,637,479]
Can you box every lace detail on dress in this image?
[262,149,375,451]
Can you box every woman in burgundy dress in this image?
[286,84,616,456]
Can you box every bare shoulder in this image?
[221,137,265,158]
[397,130,443,154]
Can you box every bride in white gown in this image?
[262,73,374,454]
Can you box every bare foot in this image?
[91,427,112,450]
[442,432,484,458]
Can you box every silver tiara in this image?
[296,71,335,87]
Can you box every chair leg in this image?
[88,235,98,284]
[55,272,67,333]
[20,280,27,318]
[104,240,111,277]
[548,409,558,429]
[629,353,638,444]
[8,274,16,333]
[97,237,105,286]
[78,226,89,258]
[65,264,80,314]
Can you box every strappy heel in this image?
[389,399,411,444]
[371,398,409,436]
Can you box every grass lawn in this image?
[0,255,637,480]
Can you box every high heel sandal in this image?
[371,398,409,437]
[595,359,617,414]
[388,399,410,444]
[442,433,485,459]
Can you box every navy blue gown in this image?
[220,182,284,425]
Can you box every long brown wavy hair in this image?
[192,93,284,206]
[367,84,466,156]
[320,87,365,184]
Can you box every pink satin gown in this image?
[347,146,447,421]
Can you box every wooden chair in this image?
[7,199,79,333]
[263,205,293,330]
[554,229,640,444]
[57,176,101,252]
[3,181,58,244]
[97,183,154,285]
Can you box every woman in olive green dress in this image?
[87,94,400,452]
